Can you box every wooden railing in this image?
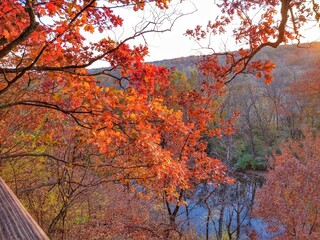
[0,177,49,240]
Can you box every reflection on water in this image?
[174,173,276,239]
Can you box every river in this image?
[174,172,279,239]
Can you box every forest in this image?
[0,0,319,239]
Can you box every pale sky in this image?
[141,0,219,61]
[89,0,223,67]
[89,0,320,68]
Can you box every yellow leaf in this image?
[84,82,90,88]
[84,25,95,33]
[3,29,10,39]
[53,93,61,101]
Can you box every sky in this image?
[89,0,224,67]
[139,0,220,61]
[89,0,320,68]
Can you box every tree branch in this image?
[0,0,39,59]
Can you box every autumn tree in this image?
[0,0,214,191]
[185,0,320,173]
[0,1,237,237]
[253,130,320,239]
[184,2,320,237]
[187,0,320,85]
[286,68,320,129]
[68,183,168,240]
[1,0,320,238]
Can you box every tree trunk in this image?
[217,186,226,240]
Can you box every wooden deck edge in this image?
[0,177,49,240]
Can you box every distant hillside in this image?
[151,55,199,74]
[90,42,320,85]
[153,42,320,79]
